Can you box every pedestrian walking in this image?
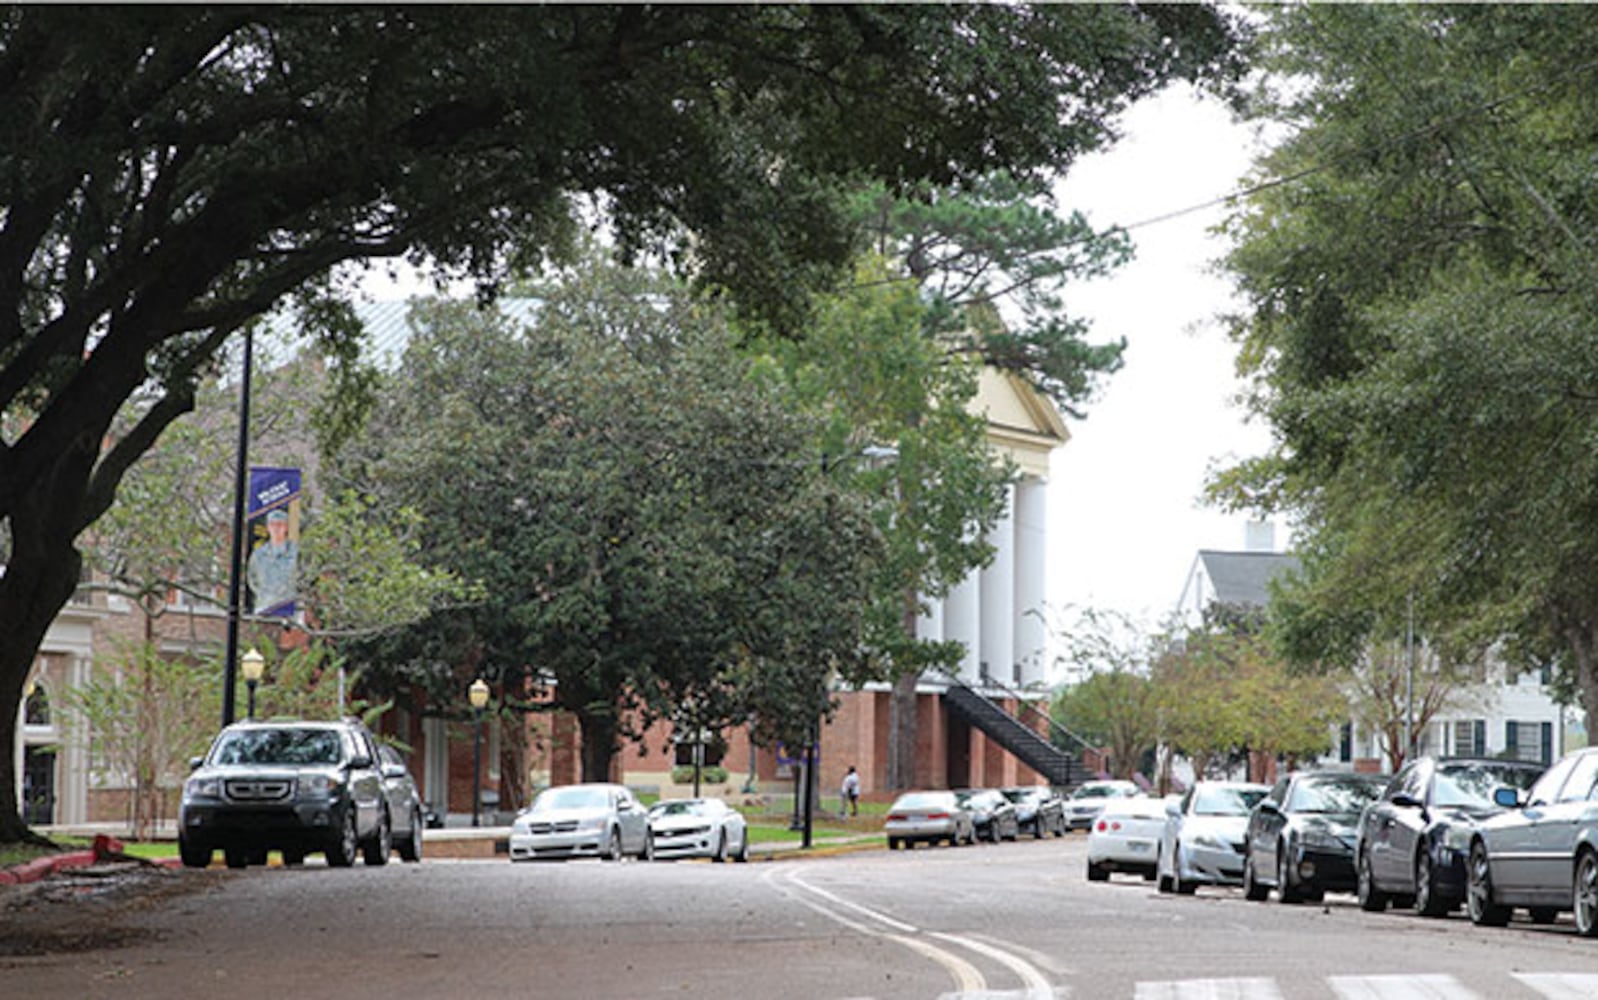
[841,765,861,817]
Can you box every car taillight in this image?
[1111,821,1122,831]
[1096,819,1107,832]
[926,812,950,820]
[887,813,906,822]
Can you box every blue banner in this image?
[246,467,301,618]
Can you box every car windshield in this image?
[894,793,952,810]
[650,800,713,818]
[211,728,341,766]
[1002,789,1041,804]
[1073,785,1122,799]
[1287,776,1383,814]
[533,787,611,812]
[1192,786,1265,816]
[1433,763,1540,808]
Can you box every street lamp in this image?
[241,648,265,720]
[469,677,490,828]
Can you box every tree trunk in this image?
[577,710,618,785]
[1569,621,1598,748]
[886,672,919,789]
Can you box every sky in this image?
[1044,85,1277,631]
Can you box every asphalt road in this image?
[9,835,1598,999]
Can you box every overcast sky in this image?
[1044,84,1277,633]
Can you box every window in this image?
[23,682,50,726]
[1506,720,1554,766]
[1527,752,1578,807]
[1557,753,1598,804]
[1452,720,1486,758]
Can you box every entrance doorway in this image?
[23,747,55,825]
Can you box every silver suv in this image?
[179,718,406,869]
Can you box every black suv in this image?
[180,718,415,869]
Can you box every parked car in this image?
[647,797,750,863]
[884,790,975,849]
[956,788,1020,843]
[1064,780,1141,831]
[1002,786,1067,838]
[1158,780,1269,894]
[509,783,653,862]
[1466,745,1598,934]
[374,743,426,863]
[1087,794,1173,882]
[1243,770,1386,903]
[1356,756,1544,915]
[179,717,393,869]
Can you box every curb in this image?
[0,833,182,885]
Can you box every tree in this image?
[0,3,1245,839]
[1336,640,1481,773]
[1212,6,1598,724]
[333,261,880,782]
[1050,607,1162,781]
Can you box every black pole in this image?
[801,724,816,849]
[472,708,483,828]
[221,326,254,728]
[246,680,257,721]
[789,744,804,831]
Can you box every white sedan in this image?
[1157,780,1270,894]
[1086,794,1170,882]
[647,797,750,862]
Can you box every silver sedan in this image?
[884,790,975,849]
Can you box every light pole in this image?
[241,648,265,720]
[469,678,489,828]
[221,325,256,727]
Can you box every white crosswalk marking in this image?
[1134,979,1284,1000]
[1326,976,1476,1000]
[1514,973,1598,999]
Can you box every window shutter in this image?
[1506,721,1519,759]
[1473,720,1486,757]
[1541,722,1554,765]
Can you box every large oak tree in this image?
[0,4,1243,839]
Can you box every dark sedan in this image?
[955,788,1020,843]
[1001,786,1066,838]
[1243,770,1387,904]
[1356,756,1543,916]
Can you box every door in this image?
[22,747,55,825]
[1493,752,1581,893]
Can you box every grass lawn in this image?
[0,836,178,868]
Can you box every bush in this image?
[671,765,728,786]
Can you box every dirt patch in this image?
[0,863,223,957]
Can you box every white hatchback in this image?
[1086,794,1169,882]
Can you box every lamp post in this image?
[221,325,256,727]
[469,678,489,828]
[241,648,265,720]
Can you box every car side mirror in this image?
[381,763,407,779]
[1257,800,1281,814]
[188,756,204,772]
[1493,786,1524,809]
[348,754,373,769]
[1391,793,1424,810]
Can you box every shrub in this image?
[671,765,728,786]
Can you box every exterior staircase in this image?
[941,679,1089,788]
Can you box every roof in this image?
[1194,550,1301,608]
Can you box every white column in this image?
[944,571,982,685]
[980,484,1017,686]
[1013,478,1049,687]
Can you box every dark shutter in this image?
[1473,720,1486,757]
[1507,721,1519,760]
[1541,722,1554,765]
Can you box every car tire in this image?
[1033,819,1046,841]
[1086,860,1109,882]
[1276,842,1302,904]
[734,832,750,863]
[1575,850,1598,937]
[179,837,211,869]
[223,846,249,870]
[1414,849,1447,917]
[887,836,900,851]
[638,831,654,862]
[1358,850,1388,912]
[604,827,623,862]
[987,823,1000,844]
[1173,847,1197,895]
[1244,853,1269,902]
[326,806,359,868]
[946,833,959,847]
[363,809,392,866]
[397,807,423,863]
[1467,840,1511,927]
[713,831,728,863]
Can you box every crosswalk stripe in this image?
[1134,979,1283,1000]
[1514,973,1598,999]
[1327,975,1477,999]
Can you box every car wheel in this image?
[1575,850,1598,937]
[604,827,623,862]
[223,846,249,870]
[397,807,423,863]
[638,831,654,862]
[326,806,358,868]
[1086,860,1109,882]
[1033,819,1046,841]
[947,832,960,848]
[1243,853,1269,902]
[734,832,750,863]
[1466,840,1511,927]
[887,836,900,851]
[1276,842,1302,904]
[987,822,1000,844]
[1414,849,1447,917]
[1173,846,1197,895]
[179,837,211,869]
[1358,850,1388,912]
[362,809,392,866]
[713,831,728,863]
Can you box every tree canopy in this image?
[1212,5,1598,719]
[0,3,1245,839]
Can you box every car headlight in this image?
[512,817,531,834]
[577,815,607,832]
[298,774,343,799]
[184,776,221,800]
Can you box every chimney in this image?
[1244,520,1275,553]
